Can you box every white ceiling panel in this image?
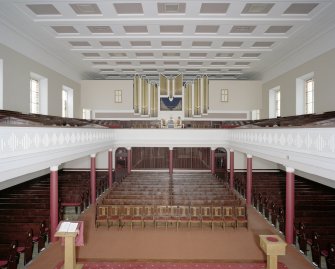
[1,0,334,80]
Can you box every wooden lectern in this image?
[259,235,287,269]
[55,221,83,269]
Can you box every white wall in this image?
[81,80,133,111]
[0,44,81,117]
[63,151,108,170]
[262,48,335,118]
[209,80,262,111]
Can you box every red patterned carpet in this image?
[56,262,288,269]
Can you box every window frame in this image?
[221,88,228,102]
[30,78,40,114]
[62,85,74,118]
[115,89,122,103]
[304,78,314,114]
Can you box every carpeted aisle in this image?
[56,262,288,269]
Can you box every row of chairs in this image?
[96,205,248,230]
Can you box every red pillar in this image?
[127,148,132,174]
[246,154,253,206]
[108,149,113,189]
[229,149,234,189]
[90,154,96,204]
[169,147,173,175]
[211,148,215,175]
[50,166,58,243]
[286,167,295,244]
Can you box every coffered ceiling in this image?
[1,0,335,81]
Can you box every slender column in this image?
[169,147,173,175]
[246,154,253,206]
[90,154,96,204]
[108,149,113,189]
[127,147,132,174]
[210,148,215,175]
[286,167,295,244]
[50,165,59,243]
[229,149,234,189]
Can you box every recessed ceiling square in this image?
[124,25,148,33]
[230,25,256,33]
[265,25,292,33]
[51,26,78,34]
[100,69,114,72]
[82,52,100,57]
[158,3,186,13]
[130,41,151,46]
[109,53,127,57]
[228,69,242,72]
[192,41,212,47]
[190,53,207,57]
[140,61,156,65]
[87,26,113,33]
[92,61,108,65]
[163,52,180,57]
[69,41,91,46]
[195,25,219,34]
[114,3,143,14]
[161,41,182,46]
[116,61,131,65]
[200,3,230,14]
[241,3,274,14]
[160,25,184,33]
[207,69,221,72]
[136,52,154,57]
[253,41,274,47]
[211,62,227,65]
[188,62,202,65]
[164,61,179,65]
[100,41,121,46]
[284,3,318,14]
[70,3,101,15]
[222,41,243,47]
[241,53,261,58]
[216,52,234,57]
[27,4,60,15]
[235,62,250,65]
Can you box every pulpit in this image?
[55,221,84,269]
[259,235,286,269]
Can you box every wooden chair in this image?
[95,205,108,228]
[120,205,133,229]
[178,206,190,229]
[0,240,19,269]
[155,205,168,229]
[166,205,179,230]
[212,206,224,230]
[223,206,236,230]
[107,205,121,228]
[235,206,248,229]
[189,206,202,228]
[143,205,155,228]
[201,206,212,230]
[132,206,144,229]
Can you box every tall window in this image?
[30,78,40,113]
[275,89,281,117]
[62,86,73,118]
[221,89,228,102]
[269,86,280,118]
[82,108,91,120]
[296,72,314,115]
[304,78,314,114]
[115,90,122,103]
[251,109,260,120]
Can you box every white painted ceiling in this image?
[1,0,335,81]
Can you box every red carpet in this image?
[56,262,288,269]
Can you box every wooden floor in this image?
[26,204,314,269]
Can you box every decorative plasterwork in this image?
[0,127,335,185]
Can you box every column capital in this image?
[90,153,96,158]
[108,148,113,152]
[230,148,234,153]
[169,147,173,151]
[286,167,295,173]
[126,147,132,151]
[211,147,216,151]
[50,166,58,172]
[247,154,252,159]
